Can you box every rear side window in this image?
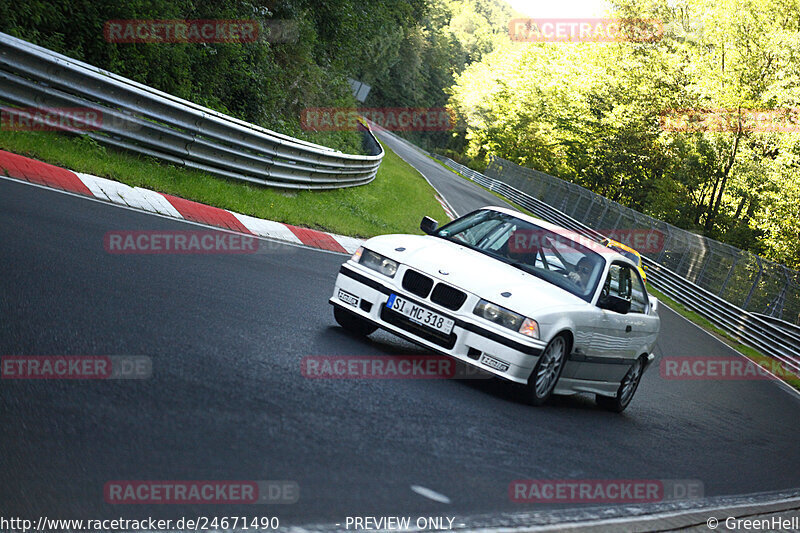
[629,268,648,313]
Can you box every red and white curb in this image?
[435,194,456,221]
[0,150,364,254]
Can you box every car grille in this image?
[380,305,457,349]
[402,269,434,298]
[430,283,467,311]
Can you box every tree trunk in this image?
[733,195,747,220]
[703,174,722,228]
[704,118,743,232]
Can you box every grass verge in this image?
[0,130,446,238]
[425,154,541,219]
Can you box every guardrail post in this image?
[675,246,691,275]
[612,211,623,230]
[569,193,583,218]
[742,257,764,310]
[718,254,739,297]
[583,197,596,222]
[770,269,790,319]
[597,202,609,229]
[694,254,713,288]
[559,186,570,213]
[656,226,670,263]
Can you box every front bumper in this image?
[329,263,546,384]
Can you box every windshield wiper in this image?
[435,234,482,252]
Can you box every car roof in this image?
[605,238,642,257]
[481,206,633,265]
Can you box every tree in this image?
[447,0,800,267]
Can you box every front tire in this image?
[334,306,377,336]
[596,356,644,413]
[518,334,569,406]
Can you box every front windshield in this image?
[435,210,604,301]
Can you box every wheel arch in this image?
[552,328,574,355]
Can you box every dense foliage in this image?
[447,0,800,268]
[0,0,430,153]
[0,0,507,153]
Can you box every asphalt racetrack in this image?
[2,143,799,527]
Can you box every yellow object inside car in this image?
[601,238,647,283]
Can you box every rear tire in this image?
[334,306,377,336]
[518,334,569,406]
[596,356,644,413]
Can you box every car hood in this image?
[362,234,591,316]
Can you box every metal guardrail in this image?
[433,154,800,377]
[754,313,800,338]
[0,32,383,189]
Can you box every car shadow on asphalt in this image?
[325,325,611,413]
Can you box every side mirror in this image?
[420,216,438,235]
[598,294,631,314]
[648,295,659,313]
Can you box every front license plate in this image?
[386,294,454,335]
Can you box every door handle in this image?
[625,325,632,333]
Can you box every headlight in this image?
[473,299,539,339]
[358,248,398,278]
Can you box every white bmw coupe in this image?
[329,207,660,412]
